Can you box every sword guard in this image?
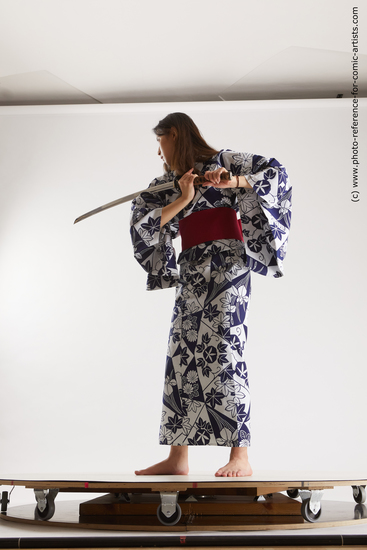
[174,177,181,192]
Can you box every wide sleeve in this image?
[130,175,180,291]
[218,149,292,277]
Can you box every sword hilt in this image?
[174,170,232,191]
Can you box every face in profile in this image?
[157,130,176,168]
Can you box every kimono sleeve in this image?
[218,150,292,277]
[130,176,180,291]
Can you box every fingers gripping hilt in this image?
[174,170,232,191]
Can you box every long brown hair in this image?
[153,113,220,176]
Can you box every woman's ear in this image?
[171,127,178,141]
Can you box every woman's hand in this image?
[201,167,252,189]
[160,168,197,228]
[201,167,236,188]
[177,168,197,202]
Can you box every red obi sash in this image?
[179,207,243,251]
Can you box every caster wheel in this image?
[34,499,55,521]
[353,486,366,504]
[287,489,300,499]
[156,503,182,526]
[34,489,58,521]
[301,498,322,523]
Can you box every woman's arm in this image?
[160,168,197,227]
[160,167,252,227]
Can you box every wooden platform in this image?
[1,471,367,532]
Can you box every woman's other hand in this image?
[202,167,252,189]
[201,167,235,188]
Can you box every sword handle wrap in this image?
[174,170,232,190]
[194,170,232,185]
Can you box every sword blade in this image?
[73,170,232,224]
[73,180,176,224]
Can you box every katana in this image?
[74,171,232,224]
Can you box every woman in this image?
[130,113,292,477]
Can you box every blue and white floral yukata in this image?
[130,149,292,447]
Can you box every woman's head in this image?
[153,112,219,176]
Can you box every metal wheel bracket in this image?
[159,491,179,518]
[34,490,47,513]
[299,490,324,515]
[34,489,59,513]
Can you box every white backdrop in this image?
[0,99,366,483]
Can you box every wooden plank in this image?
[1,472,366,491]
[9,480,337,491]
[79,492,302,518]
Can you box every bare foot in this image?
[135,458,189,476]
[135,446,189,476]
[215,447,253,477]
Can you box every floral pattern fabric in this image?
[130,149,292,446]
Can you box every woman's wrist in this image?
[235,175,252,189]
[177,192,194,206]
[160,194,193,228]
